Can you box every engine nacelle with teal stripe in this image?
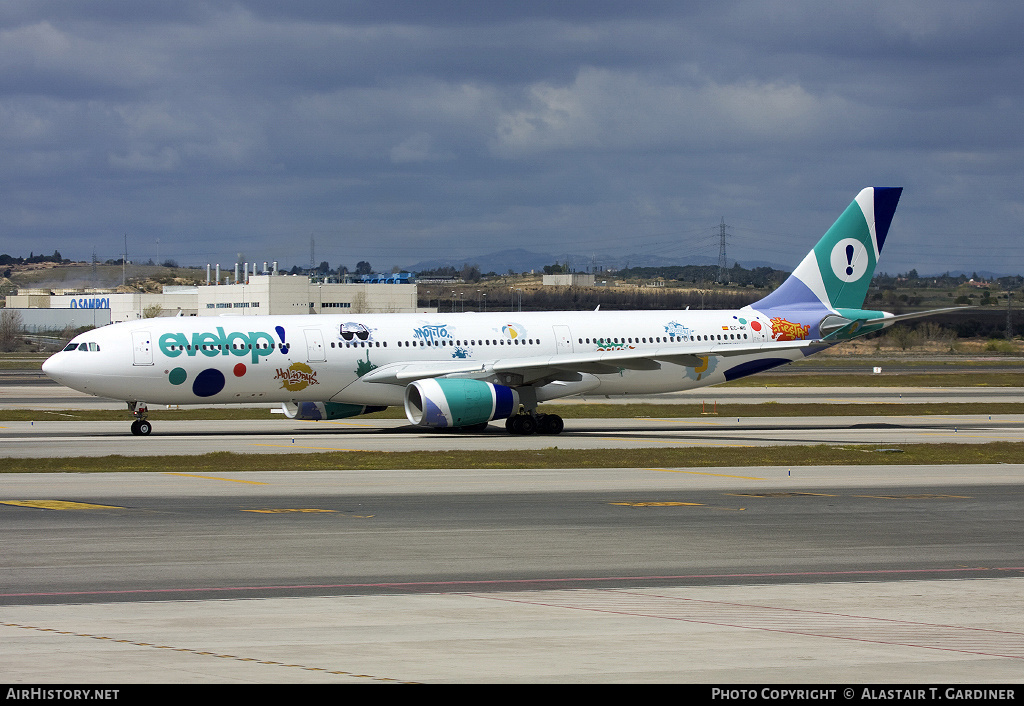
[404,378,520,428]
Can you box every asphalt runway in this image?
[4,466,1024,601]
[3,382,1024,682]
[5,383,1024,411]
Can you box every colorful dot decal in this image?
[233,363,247,377]
[168,367,187,385]
[192,368,226,397]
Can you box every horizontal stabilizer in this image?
[863,306,974,327]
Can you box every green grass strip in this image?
[4,442,1024,474]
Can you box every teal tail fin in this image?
[752,187,902,320]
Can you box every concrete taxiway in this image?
[2,466,1023,683]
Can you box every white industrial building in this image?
[5,276,425,330]
[196,276,418,316]
[541,273,595,287]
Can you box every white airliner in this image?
[43,187,953,436]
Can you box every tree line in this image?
[0,251,67,266]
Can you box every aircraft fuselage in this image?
[43,307,801,408]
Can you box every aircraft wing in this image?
[360,339,819,386]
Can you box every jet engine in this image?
[281,401,386,421]
[404,378,519,428]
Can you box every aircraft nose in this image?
[41,353,68,384]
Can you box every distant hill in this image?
[405,249,556,275]
[405,248,789,275]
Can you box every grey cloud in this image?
[0,2,1021,275]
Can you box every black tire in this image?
[538,414,564,435]
[130,420,141,436]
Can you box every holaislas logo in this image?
[159,328,279,364]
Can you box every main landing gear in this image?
[129,402,152,436]
[505,412,564,436]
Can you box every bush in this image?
[984,339,1015,353]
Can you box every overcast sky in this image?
[2,1,1022,276]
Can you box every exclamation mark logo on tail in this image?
[830,238,869,283]
[275,326,289,354]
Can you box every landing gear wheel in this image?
[507,415,536,435]
[537,414,564,435]
[131,419,152,436]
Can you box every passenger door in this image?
[304,328,327,362]
[132,331,153,366]
[552,325,574,355]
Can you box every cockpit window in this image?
[63,343,79,351]
[89,342,100,351]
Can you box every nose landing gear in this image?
[128,402,152,436]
